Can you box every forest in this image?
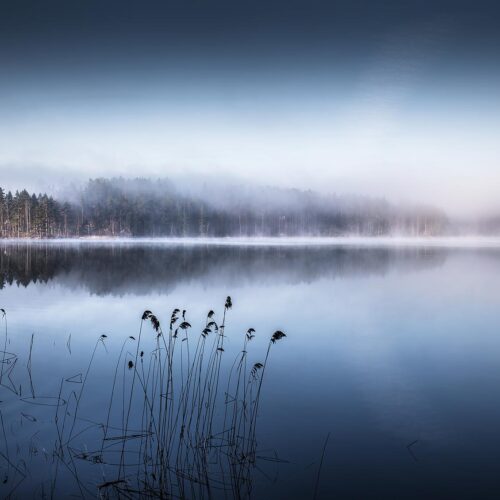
[0,177,448,238]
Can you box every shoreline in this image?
[2,235,500,248]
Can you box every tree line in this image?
[0,178,448,238]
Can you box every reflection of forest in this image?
[0,242,449,295]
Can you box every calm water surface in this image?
[1,241,500,498]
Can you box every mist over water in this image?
[2,0,500,497]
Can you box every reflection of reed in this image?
[0,241,447,295]
[0,299,286,498]
[0,309,18,395]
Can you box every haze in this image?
[1,0,499,217]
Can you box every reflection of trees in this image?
[0,242,448,296]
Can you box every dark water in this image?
[1,241,500,498]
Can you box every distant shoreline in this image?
[2,236,500,248]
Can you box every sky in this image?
[0,0,499,216]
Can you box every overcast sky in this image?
[1,0,499,215]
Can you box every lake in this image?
[1,239,500,498]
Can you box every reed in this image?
[0,298,286,498]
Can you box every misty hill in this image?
[0,177,448,238]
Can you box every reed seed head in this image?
[271,330,286,344]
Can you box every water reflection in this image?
[2,242,500,498]
[0,242,448,295]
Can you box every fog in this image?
[3,174,500,236]
[1,0,500,218]
[3,3,500,498]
